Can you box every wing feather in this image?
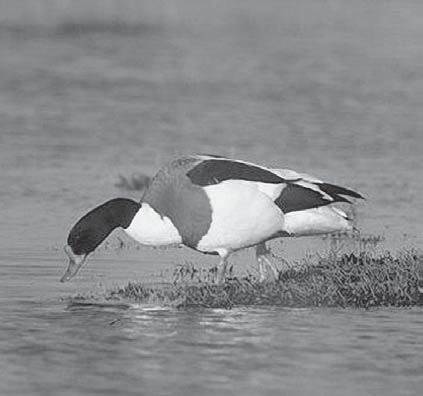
[187,159,288,186]
[272,169,363,213]
[187,159,363,214]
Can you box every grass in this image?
[99,232,423,309]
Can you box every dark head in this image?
[61,198,140,282]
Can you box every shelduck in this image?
[61,154,364,283]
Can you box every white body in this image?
[197,180,285,253]
[124,203,182,246]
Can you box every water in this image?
[1,1,422,394]
[2,291,423,396]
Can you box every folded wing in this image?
[272,168,363,213]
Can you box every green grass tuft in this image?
[107,250,423,309]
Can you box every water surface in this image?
[1,1,422,394]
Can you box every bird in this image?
[61,154,364,283]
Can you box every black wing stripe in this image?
[317,183,364,199]
[187,159,286,186]
[275,184,334,213]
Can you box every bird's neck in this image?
[94,198,140,229]
[66,198,140,255]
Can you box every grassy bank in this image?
[102,247,422,309]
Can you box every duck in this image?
[61,154,364,283]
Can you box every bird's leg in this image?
[216,250,230,285]
[255,242,280,281]
[256,243,269,281]
[257,255,267,282]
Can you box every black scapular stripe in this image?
[317,183,364,200]
[187,160,286,186]
[275,184,333,213]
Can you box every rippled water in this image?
[1,1,423,394]
[2,285,423,396]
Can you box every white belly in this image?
[197,180,284,253]
[124,203,182,246]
